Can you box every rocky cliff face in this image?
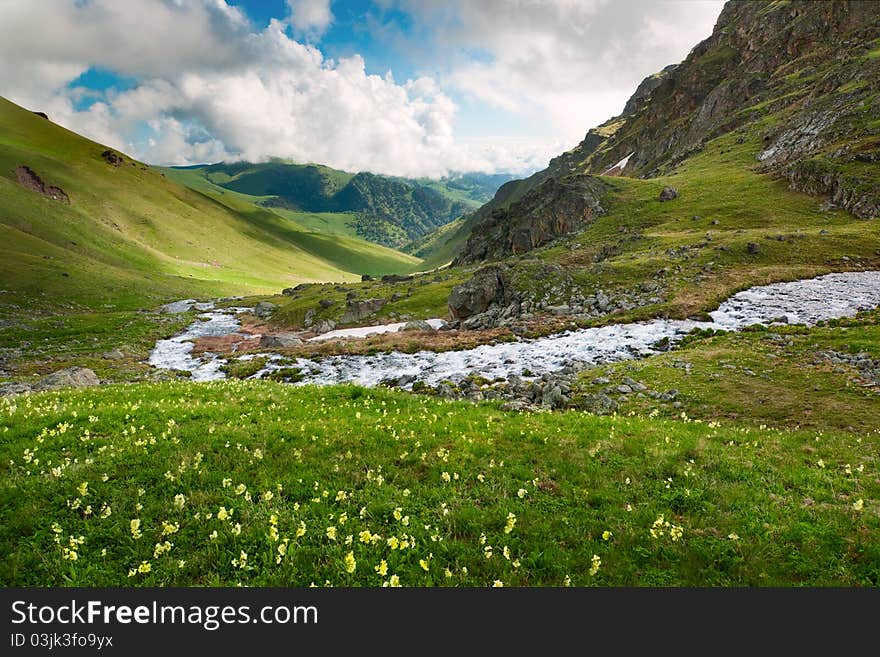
[454,174,607,264]
[576,0,880,177]
[458,0,880,263]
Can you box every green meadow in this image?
[2,382,877,586]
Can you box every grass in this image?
[269,273,463,329]
[0,96,421,318]
[160,167,423,277]
[1,381,877,586]
[574,311,880,434]
[404,217,470,270]
[0,310,195,383]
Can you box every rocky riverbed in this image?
[144,271,880,409]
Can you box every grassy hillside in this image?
[0,97,419,317]
[171,162,503,250]
[158,166,421,278]
[2,381,877,586]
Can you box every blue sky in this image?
[0,0,725,177]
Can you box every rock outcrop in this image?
[253,301,278,319]
[455,174,606,264]
[101,149,124,166]
[340,298,387,323]
[448,267,511,320]
[34,367,100,391]
[14,166,70,203]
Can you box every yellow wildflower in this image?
[589,554,601,576]
[343,551,356,574]
[375,560,388,576]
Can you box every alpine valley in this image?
[2,0,879,588]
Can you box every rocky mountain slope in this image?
[455,0,880,264]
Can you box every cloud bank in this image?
[0,0,724,177]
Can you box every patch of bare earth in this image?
[15,165,70,203]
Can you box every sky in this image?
[0,0,725,178]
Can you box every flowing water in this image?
[147,271,880,387]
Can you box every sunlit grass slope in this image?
[0,97,418,316]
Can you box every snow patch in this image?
[309,318,447,342]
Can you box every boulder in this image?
[580,393,619,414]
[622,377,648,392]
[312,319,336,335]
[101,349,125,360]
[381,274,413,283]
[259,334,304,348]
[34,367,100,391]
[101,149,124,166]
[659,186,678,201]
[746,242,761,254]
[161,299,197,313]
[361,274,374,282]
[253,301,278,318]
[399,320,434,332]
[319,298,336,309]
[0,382,33,397]
[448,266,507,320]
[340,298,386,323]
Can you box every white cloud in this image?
[287,0,334,38]
[391,0,726,145]
[0,0,725,177]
